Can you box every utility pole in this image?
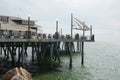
[71,13,73,39]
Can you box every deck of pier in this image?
[0,38,94,43]
[0,35,94,69]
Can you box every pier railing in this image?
[0,30,94,42]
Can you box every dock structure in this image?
[0,14,95,69]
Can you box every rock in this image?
[10,73,25,80]
[19,67,32,80]
[0,67,19,80]
[0,67,32,80]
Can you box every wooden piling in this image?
[56,20,58,32]
[37,42,41,64]
[80,42,82,54]
[54,42,60,63]
[69,42,72,69]
[8,42,16,66]
[24,43,28,57]
[71,42,75,53]
[35,43,40,65]
[71,13,73,39]
[3,46,7,57]
[77,42,79,52]
[32,43,35,62]
[50,43,53,68]
[17,43,21,64]
[81,41,84,65]
[0,46,2,54]
[21,42,25,65]
[6,45,9,59]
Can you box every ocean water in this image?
[33,42,120,80]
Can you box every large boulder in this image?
[0,67,19,80]
[10,73,25,80]
[19,67,32,80]
[0,67,32,80]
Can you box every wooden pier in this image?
[0,14,95,70]
[0,33,94,69]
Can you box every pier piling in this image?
[81,41,84,65]
[69,42,72,69]
[77,42,80,52]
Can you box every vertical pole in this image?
[11,43,15,66]
[83,27,85,38]
[50,43,53,68]
[0,44,2,54]
[32,43,34,62]
[24,43,28,57]
[90,25,92,37]
[17,44,21,64]
[77,42,79,52]
[56,20,58,32]
[0,23,1,38]
[55,43,60,63]
[71,13,73,39]
[81,41,84,65]
[6,46,9,59]
[38,42,41,64]
[82,22,85,39]
[28,17,30,31]
[21,42,24,65]
[69,42,72,69]
[80,42,81,54]
[3,46,7,57]
[35,43,40,65]
[0,23,1,30]
[28,17,30,39]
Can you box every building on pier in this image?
[0,15,42,38]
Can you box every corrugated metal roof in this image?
[0,15,40,32]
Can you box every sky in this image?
[0,0,120,42]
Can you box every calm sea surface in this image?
[26,42,120,80]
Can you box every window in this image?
[0,16,9,23]
[22,20,28,25]
[22,20,35,26]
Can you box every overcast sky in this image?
[0,0,120,42]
